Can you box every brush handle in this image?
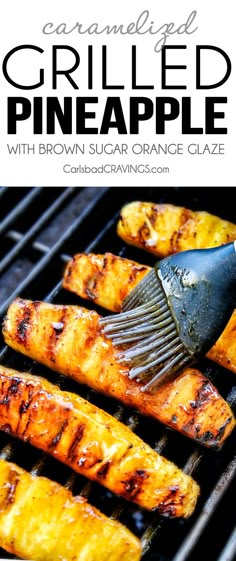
[156,241,236,356]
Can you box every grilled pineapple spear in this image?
[0,458,141,561]
[63,252,150,312]
[117,202,236,257]
[3,298,235,449]
[0,365,199,516]
[63,252,236,375]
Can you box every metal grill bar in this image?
[172,455,236,561]
[141,519,163,556]
[216,526,236,561]
[183,449,203,475]
[0,342,10,362]
[0,187,8,199]
[0,442,15,461]
[154,434,168,454]
[30,454,48,476]
[0,187,75,274]
[140,434,169,554]
[64,472,77,491]
[0,187,43,235]
[141,448,203,556]
[6,231,70,263]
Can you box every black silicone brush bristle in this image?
[100,242,236,392]
[100,269,190,391]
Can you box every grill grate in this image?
[0,186,235,561]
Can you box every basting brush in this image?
[99,242,236,391]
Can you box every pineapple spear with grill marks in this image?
[0,458,141,561]
[117,202,236,257]
[0,364,200,516]
[3,298,235,450]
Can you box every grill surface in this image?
[0,186,235,561]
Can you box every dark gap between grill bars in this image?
[0,187,235,561]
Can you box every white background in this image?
[0,0,235,186]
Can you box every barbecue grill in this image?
[0,186,235,561]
